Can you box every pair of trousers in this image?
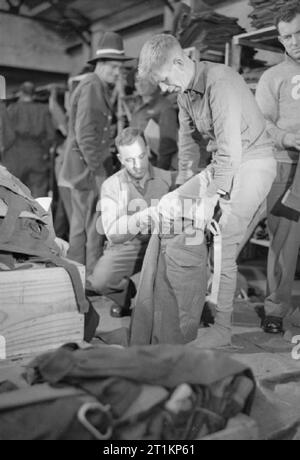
[154,234,208,343]
[68,188,103,277]
[283,158,300,213]
[264,162,300,318]
[87,240,148,307]
[215,157,277,315]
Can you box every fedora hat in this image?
[88,31,134,64]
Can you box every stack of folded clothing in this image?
[173,0,248,62]
[249,0,300,29]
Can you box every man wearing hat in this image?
[65,31,133,276]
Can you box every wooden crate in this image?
[0,261,85,359]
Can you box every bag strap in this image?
[29,255,89,314]
[0,384,85,412]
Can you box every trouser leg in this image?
[265,162,300,318]
[59,186,72,223]
[217,158,277,317]
[68,189,88,266]
[85,190,103,277]
[191,157,277,348]
[27,169,49,198]
[87,241,148,307]
[162,234,208,343]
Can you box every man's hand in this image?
[136,206,159,230]
[283,133,300,151]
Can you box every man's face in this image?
[98,60,123,85]
[152,58,189,94]
[118,137,149,180]
[278,14,300,62]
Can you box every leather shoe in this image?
[109,279,137,318]
[110,304,132,318]
[261,316,283,334]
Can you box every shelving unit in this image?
[230,25,284,71]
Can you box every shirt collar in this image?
[123,165,154,188]
[185,61,206,95]
[285,53,300,67]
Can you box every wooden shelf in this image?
[230,26,284,71]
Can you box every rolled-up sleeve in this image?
[206,79,243,196]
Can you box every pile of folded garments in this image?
[249,0,300,29]
[173,0,247,62]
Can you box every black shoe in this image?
[85,288,99,298]
[261,316,283,334]
[110,279,136,318]
[110,304,132,318]
[201,302,216,327]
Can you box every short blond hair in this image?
[138,34,182,80]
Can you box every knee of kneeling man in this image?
[87,271,113,293]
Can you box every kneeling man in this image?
[87,128,174,317]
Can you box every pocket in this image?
[165,237,206,268]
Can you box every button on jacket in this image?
[64,73,113,190]
[177,61,273,193]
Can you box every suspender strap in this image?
[209,220,222,306]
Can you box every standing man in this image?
[138,34,276,348]
[256,4,300,334]
[87,127,174,317]
[3,82,55,198]
[130,74,178,170]
[64,31,133,276]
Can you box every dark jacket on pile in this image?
[0,344,256,440]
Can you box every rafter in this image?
[47,0,91,46]
[5,0,25,14]
[160,0,175,12]
[26,1,52,17]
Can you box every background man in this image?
[138,34,276,348]
[256,4,300,334]
[64,31,132,276]
[130,74,178,170]
[2,81,55,198]
[87,127,174,317]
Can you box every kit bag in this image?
[0,166,99,341]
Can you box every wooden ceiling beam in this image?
[25,1,52,16]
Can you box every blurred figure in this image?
[0,101,15,161]
[2,82,55,198]
[130,74,178,170]
[256,4,300,334]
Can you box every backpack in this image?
[0,166,99,341]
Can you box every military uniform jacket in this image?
[64,73,113,190]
